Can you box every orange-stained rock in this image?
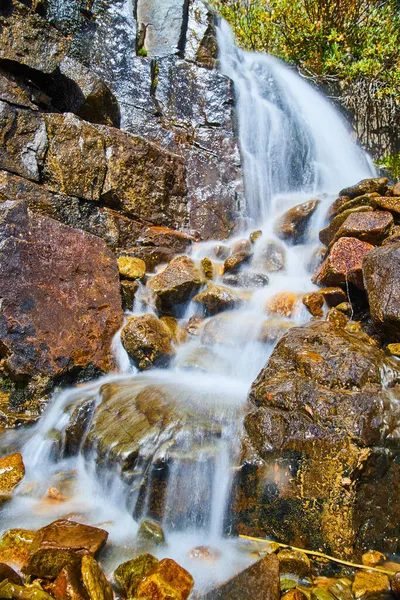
[265,292,299,318]
[0,453,24,496]
[23,519,108,579]
[201,258,214,280]
[138,226,194,253]
[258,319,294,344]
[0,529,35,569]
[81,555,113,600]
[302,292,324,317]
[50,565,88,600]
[135,558,194,600]
[313,237,374,289]
[275,199,319,244]
[0,202,123,379]
[117,256,146,280]
[362,550,386,567]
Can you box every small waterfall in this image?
[217,19,375,221]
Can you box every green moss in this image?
[376,154,400,179]
[137,48,148,57]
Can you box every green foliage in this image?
[376,154,400,177]
[214,0,400,99]
[137,48,148,57]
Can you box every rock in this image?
[330,194,381,218]
[282,591,306,600]
[187,547,221,562]
[81,555,113,600]
[121,314,175,370]
[330,211,393,246]
[328,196,351,218]
[117,257,146,280]
[387,344,400,358]
[124,247,176,273]
[326,307,349,329]
[258,319,294,344]
[352,571,390,599]
[50,565,88,600]
[250,230,262,244]
[0,202,123,379]
[307,246,326,273]
[201,555,279,600]
[160,317,188,345]
[319,207,374,247]
[193,285,247,316]
[222,272,269,288]
[374,195,400,215]
[312,589,336,600]
[339,177,388,199]
[363,243,400,342]
[391,573,400,597]
[137,520,165,547]
[362,551,386,567]
[277,549,311,578]
[302,292,324,317]
[223,251,251,274]
[175,346,229,375]
[0,71,37,110]
[0,529,35,569]
[213,245,230,260]
[393,181,400,197]
[114,554,158,597]
[147,256,204,317]
[201,258,214,280]
[187,314,204,336]
[382,226,400,246]
[265,292,299,318]
[253,240,286,273]
[135,558,193,600]
[63,396,97,458]
[23,520,108,579]
[275,200,319,244]
[0,453,24,496]
[313,237,374,289]
[0,102,47,182]
[0,563,23,585]
[0,579,54,600]
[121,280,139,311]
[138,226,194,253]
[231,239,252,255]
[319,287,348,307]
[328,579,353,600]
[0,0,70,74]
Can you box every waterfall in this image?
[217,19,375,221]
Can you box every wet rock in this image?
[319,287,348,307]
[138,226,194,254]
[124,247,176,273]
[202,312,253,346]
[308,246,326,273]
[202,554,279,600]
[81,555,113,600]
[160,317,188,345]
[0,102,47,182]
[319,207,374,247]
[193,285,247,316]
[223,251,251,274]
[328,579,354,600]
[265,292,299,318]
[0,71,37,110]
[331,194,380,218]
[0,453,24,496]
[302,292,324,317]
[330,211,393,246]
[135,558,193,600]
[0,529,35,569]
[117,257,146,280]
[335,302,352,316]
[328,196,351,218]
[50,565,88,600]
[23,519,108,579]
[213,245,230,260]
[121,280,139,311]
[222,272,269,288]
[391,573,400,597]
[231,239,252,255]
[137,520,165,547]
[352,571,390,599]
[187,547,221,562]
[175,347,228,375]
[114,554,158,597]
[147,256,204,317]
[275,200,319,244]
[382,226,400,246]
[363,243,400,342]
[362,551,386,567]
[250,230,262,244]
[0,563,22,585]
[0,579,54,600]
[312,589,336,600]
[387,344,400,358]
[375,195,400,215]
[282,590,307,600]
[254,240,286,273]
[277,549,311,578]
[339,177,388,199]
[0,0,70,74]
[393,181,400,197]
[313,237,374,289]
[0,202,123,379]
[121,314,175,370]
[258,319,294,344]
[201,258,214,280]
[63,396,97,458]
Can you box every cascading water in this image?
[0,14,376,595]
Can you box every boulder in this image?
[274,199,319,244]
[339,177,388,199]
[137,226,194,253]
[319,206,373,247]
[147,256,204,316]
[277,549,311,578]
[318,287,348,307]
[160,317,188,345]
[202,555,279,600]
[135,558,193,600]
[0,453,24,496]
[121,314,175,370]
[0,202,123,379]
[49,565,88,600]
[192,285,247,316]
[23,519,108,579]
[0,579,54,600]
[0,0,70,74]
[231,239,252,255]
[223,252,251,274]
[363,243,400,342]
[330,211,393,246]
[63,396,97,458]
[329,194,380,218]
[0,529,35,568]
[114,554,158,597]
[117,256,146,280]
[0,102,47,182]
[81,555,113,600]
[313,237,374,289]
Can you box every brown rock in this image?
[193,285,247,316]
[330,211,393,246]
[201,257,214,280]
[302,292,324,317]
[121,314,175,370]
[223,251,251,274]
[138,226,193,253]
[0,102,47,182]
[318,287,347,307]
[393,181,400,197]
[135,558,194,600]
[147,256,204,316]
[213,245,230,260]
[114,554,158,597]
[330,194,381,218]
[160,317,188,345]
[121,280,139,312]
[63,396,96,458]
[275,199,319,244]
[0,0,70,74]
[327,307,348,329]
[339,177,388,199]
[0,529,35,569]
[0,563,22,585]
[0,72,37,110]
[392,573,400,597]
[123,247,176,273]
[375,195,400,215]
[282,591,306,600]
[352,571,390,599]
[362,550,386,567]
[250,230,262,244]
[387,344,400,358]
[0,453,24,496]
[313,237,374,289]
[254,240,286,273]
[201,555,279,600]
[319,206,373,247]
[258,319,294,344]
[231,239,252,255]
[265,292,299,318]
[277,549,311,577]
[0,579,54,600]
[23,520,108,579]
[50,565,88,600]
[363,243,400,342]
[187,314,204,336]
[117,256,146,280]
[0,202,123,378]
[327,196,351,218]
[81,556,113,600]
[187,547,221,562]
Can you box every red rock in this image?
[0,202,123,378]
[313,237,374,289]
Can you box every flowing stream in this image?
[0,15,375,595]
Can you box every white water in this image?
[0,16,375,595]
